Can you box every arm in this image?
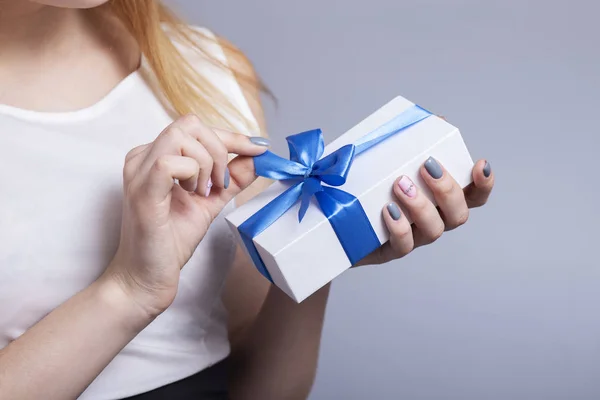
[218,35,495,400]
[0,115,269,400]
[225,260,330,400]
[219,38,330,400]
[0,276,153,400]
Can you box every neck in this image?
[0,2,140,112]
[0,2,138,71]
[0,4,88,60]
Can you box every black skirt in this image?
[121,358,229,400]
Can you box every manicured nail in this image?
[387,203,402,221]
[249,136,270,147]
[205,178,213,197]
[398,176,417,198]
[483,161,492,178]
[424,157,443,179]
[224,167,230,189]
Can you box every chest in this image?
[0,88,238,346]
[2,105,170,272]
[0,103,171,334]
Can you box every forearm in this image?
[0,275,153,400]
[229,283,330,400]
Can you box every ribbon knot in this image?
[253,128,358,222]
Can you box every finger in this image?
[178,134,212,197]
[177,115,270,188]
[216,155,259,203]
[142,126,214,197]
[211,128,269,190]
[125,144,150,164]
[381,202,414,258]
[144,155,200,202]
[464,159,494,208]
[123,144,150,184]
[178,115,229,189]
[178,114,270,157]
[394,175,445,246]
[421,157,469,230]
[212,128,271,156]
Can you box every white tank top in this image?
[0,27,258,400]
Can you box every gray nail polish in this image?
[387,203,402,221]
[249,137,271,147]
[483,161,492,178]
[424,157,443,179]
[224,167,230,189]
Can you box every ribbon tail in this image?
[354,105,432,155]
[298,177,323,222]
[315,187,381,265]
[238,183,304,282]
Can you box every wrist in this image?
[94,272,159,332]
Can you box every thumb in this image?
[215,155,262,204]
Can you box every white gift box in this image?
[226,96,474,303]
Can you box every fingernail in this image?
[205,178,213,197]
[224,167,230,189]
[424,157,443,179]
[398,176,417,198]
[387,203,402,221]
[483,161,492,178]
[249,136,270,147]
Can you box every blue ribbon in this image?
[238,105,432,282]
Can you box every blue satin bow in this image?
[238,104,432,282]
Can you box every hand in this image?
[358,158,494,266]
[102,115,269,317]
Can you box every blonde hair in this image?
[107,0,264,131]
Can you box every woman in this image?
[0,1,494,399]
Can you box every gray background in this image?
[169,1,600,399]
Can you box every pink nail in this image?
[205,178,213,197]
[398,176,417,198]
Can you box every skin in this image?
[0,1,495,399]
